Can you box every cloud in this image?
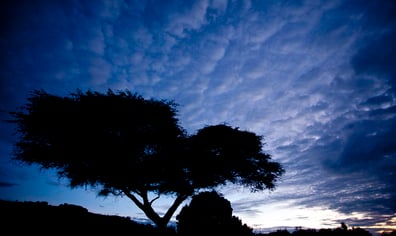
[270,102,396,216]
[0,181,18,188]
[307,0,396,218]
[165,0,209,37]
[352,29,396,91]
[88,57,112,85]
[266,104,396,228]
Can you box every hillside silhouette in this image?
[0,199,175,235]
[2,199,394,236]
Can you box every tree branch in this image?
[162,193,189,224]
[121,187,144,210]
[121,187,163,227]
[149,194,160,205]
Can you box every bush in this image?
[176,191,253,236]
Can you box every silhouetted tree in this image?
[176,191,253,236]
[341,222,348,231]
[290,224,372,236]
[257,225,373,236]
[268,229,291,236]
[8,89,284,230]
[382,230,396,236]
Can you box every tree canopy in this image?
[8,89,284,229]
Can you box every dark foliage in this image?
[9,89,185,192]
[176,191,254,236]
[189,125,284,191]
[2,199,392,236]
[8,89,284,229]
[382,231,396,236]
[257,225,375,236]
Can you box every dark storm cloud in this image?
[0,0,128,102]
[352,30,396,77]
[350,0,396,90]
[313,0,396,217]
[1,1,82,104]
[264,0,396,225]
[286,105,396,218]
[0,181,18,188]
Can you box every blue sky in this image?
[1,0,395,234]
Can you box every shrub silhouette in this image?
[176,191,254,236]
[256,224,374,236]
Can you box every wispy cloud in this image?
[0,181,18,188]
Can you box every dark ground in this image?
[1,200,394,236]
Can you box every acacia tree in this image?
[8,89,284,230]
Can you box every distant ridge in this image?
[1,199,391,236]
[0,199,174,235]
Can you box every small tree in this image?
[177,191,254,236]
[8,89,284,230]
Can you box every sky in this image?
[0,0,395,234]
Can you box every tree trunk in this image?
[122,188,189,230]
